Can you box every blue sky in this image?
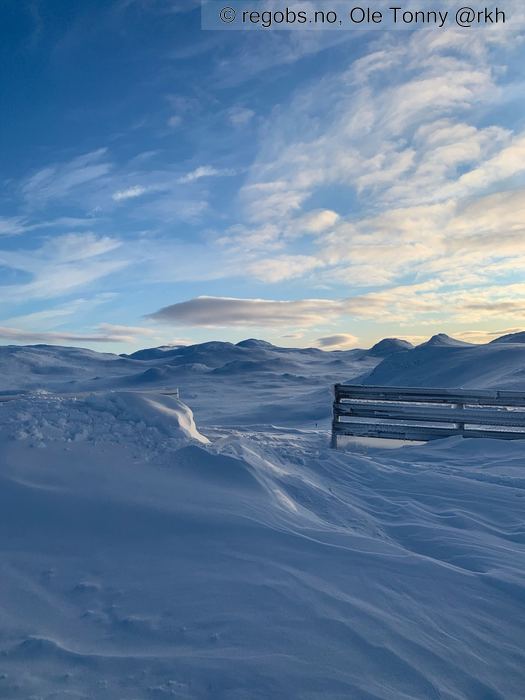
[1,0,525,351]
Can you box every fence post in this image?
[456,401,465,434]
[331,384,339,448]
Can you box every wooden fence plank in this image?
[332,384,525,446]
[334,384,525,407]
[334,404,525,428]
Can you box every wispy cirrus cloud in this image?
[1,295,117,328]
[13,145,225,236]
[0,217,28,236]
[0,232,128,301]
[112,185,148,201]
[177,165,236,184]
[21,148,112,206]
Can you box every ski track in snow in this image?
[0,338,524,699]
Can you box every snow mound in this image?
[1,391,209,450]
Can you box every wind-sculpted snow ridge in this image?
[0,390,209,451]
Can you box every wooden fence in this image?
[331,384,525,446]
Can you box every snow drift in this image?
[1,390,208,450]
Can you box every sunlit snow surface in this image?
[0,339,524,699]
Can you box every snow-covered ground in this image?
[0,335,524,699]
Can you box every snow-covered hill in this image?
[0,335,524,699]
[361,333,525,389]
[0,339,381,426]
[0,344,140,390]
[491,330,525,344]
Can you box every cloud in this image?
[0,322,160,346]
[317,333,359,349]
[112,185,148,201]
[0,327,132,345]
[247,255,321,283]
[340,282,525,326]
[226,27,524,303]
[0,217,28,236]
[213,17,353,87]
[97,323,156,337]
[297,209,339,234]
[22,148,112,205]
[449,133,525,195]
[228,107,255,126]
[148,296,346,328]
[241,181,306,222]
[0,233,128,300]
[148,278,525,333]
[177,165,235,184]
[165,94,200,128]
[239,183,525,289]
[44,233,121,262]
[237,34,500,223]
[167,114,182,128]
[32,216,101,230]
[2,295,117,329]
